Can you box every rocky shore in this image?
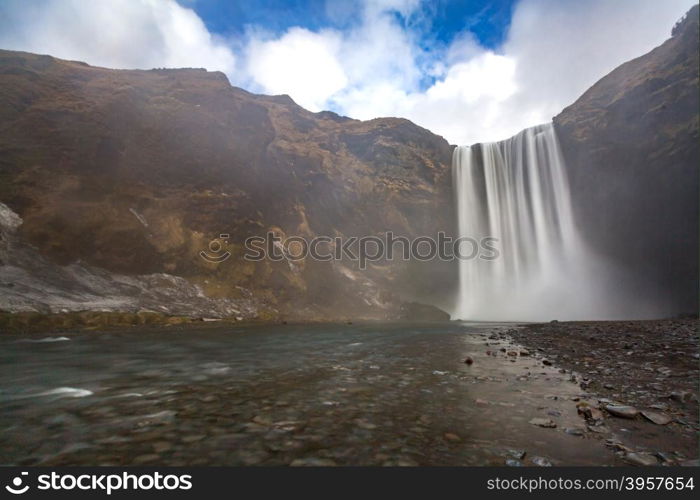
[504,318,699,465]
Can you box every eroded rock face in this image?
[554,6,699,315]
[0,51,456,320]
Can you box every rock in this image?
[252,415,273,426]
[606,440,632,453]
[542,359,552,366]
[640,410,672,425]
[464,356,474,365]
[605,404,639,419]
[399,302,450,322]
[624,452,658,467]
[654,452,676,464]
[519,350,530,356]
[507,351,518,357]
[506,449,526,460]
[529,418,557,428]
[576,402,603,421]
[564,427,585,436]
[669,391,693,403]
[531,456,552,466]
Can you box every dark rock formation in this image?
[554,5,699,315]
[398,302,451,322]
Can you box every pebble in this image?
[444,433,461,442]
[355,420,377,430]
[152,441,173,453]
[624,452,658,467]
[290,458,337,467]
[181,435,205,443]
[531,456,552,466]
[605,404,639,419]
[132,454,160,464]
[640,410,671,425]
[529,418,557,428]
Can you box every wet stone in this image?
[624,452,658,467]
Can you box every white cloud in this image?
[0,0,694,145]
[238,0,692,144]
[0,0,235,74]
[246,28,347,111]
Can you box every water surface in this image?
[0,322,616,466]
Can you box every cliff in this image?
[0,50,455,321]
[554,5,699,315]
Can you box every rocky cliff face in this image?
[0,50,455,320]
[554,5,699,315]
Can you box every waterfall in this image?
[451,123,607,321]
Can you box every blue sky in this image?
[0,0,693,144]
[189,0,517,50]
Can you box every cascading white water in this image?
[451,123,609,321]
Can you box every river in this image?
[0,322,617,466]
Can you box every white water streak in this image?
[452,123,613,321]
